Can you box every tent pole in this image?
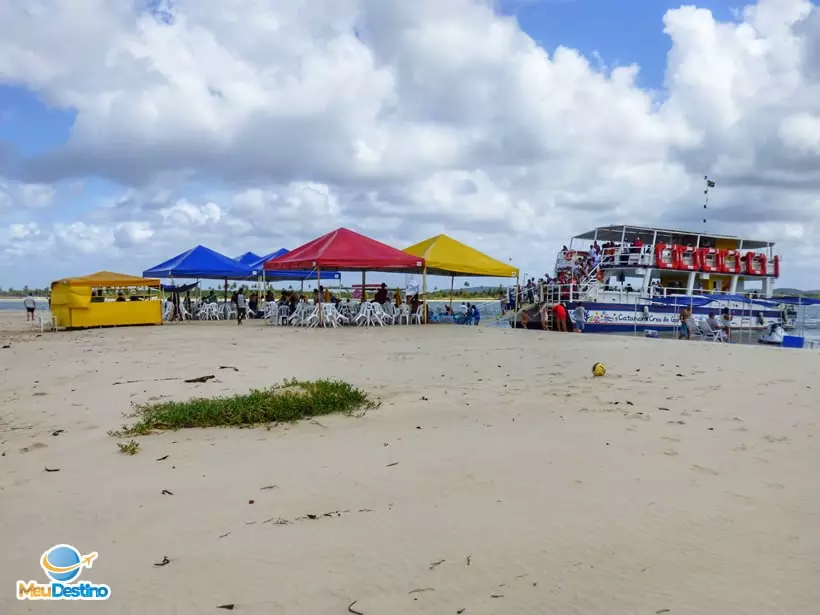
[318,266,323,327]
[449,275,454,313]
[515,274,520,328]
[422,266,428,324]
[361,271,366,303]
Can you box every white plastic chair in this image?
[38,312,56,332]
[396,304,410,325]
[354,302,384,327]
[304,306,321,327]
[410,305,424,324]
[288,303,311,326]
[382,303,397,325]
[221,302,236,320]
[264,301,278,325]
[697,319,724,342]
[319,303,346,327]
[371,303,389,326]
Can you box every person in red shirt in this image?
[551,302,568,332]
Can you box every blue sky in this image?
[0,0,739,227]
[504,0,737,87]
[2,0,818,290]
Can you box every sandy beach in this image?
[2,312,819,614]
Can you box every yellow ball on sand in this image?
[592,362,606,377]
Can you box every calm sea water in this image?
[4,299,818,342]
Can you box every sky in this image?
[1,0,820,290]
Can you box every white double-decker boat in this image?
[543,225,795,334]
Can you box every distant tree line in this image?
[0,286,49,297]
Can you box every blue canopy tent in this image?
[144,245,256,309]
[235,252,262,266]
[249,249,342,283]
[143,245,254,280]
[161,282,199,293]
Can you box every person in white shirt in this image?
[236,289,246,325]
[573,303,587,333]
[23,293,36,321]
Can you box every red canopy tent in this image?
[263,228,425,323]
[263,228,423,273]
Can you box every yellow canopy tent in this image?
[55,271,162,287]
[403,234,520,321]
[51,271,162,329]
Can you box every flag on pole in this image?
[703,176,714,225]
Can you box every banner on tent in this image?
[405,275,420,296]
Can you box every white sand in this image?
[2,313,820,614]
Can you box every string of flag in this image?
[703,175,715,225]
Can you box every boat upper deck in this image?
[571,225,772,250]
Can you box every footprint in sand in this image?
[662,436,681,443]
[691,464,719,475]
[662,449,679,457]
[764,482,786,490]
[762,435,790,444]
[20,442,47,453]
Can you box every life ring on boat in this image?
[643,306,650,319]
[676,245,700,271]
[654,243,679,269]
[699,248,722,273]
[721,249,741,274]
[757,312,766,326]
[596,269,604,282]
[772,255,780,278]
[745,252,767,276]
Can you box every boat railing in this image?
[599,245,653,268]
[540,283,589,304]
[538,281,775,305]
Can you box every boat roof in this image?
[572,225,772,250]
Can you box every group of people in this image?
[442,302,481,325]
[543,301,587,333]
[678,307,733,341]
[220,282,422,325]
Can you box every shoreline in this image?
[0,296,47,302]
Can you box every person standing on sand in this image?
[236,288,246,325]
[551,302,568,332]
[678,308,691,340]
[573,302,587,333]
[23,292,36,321]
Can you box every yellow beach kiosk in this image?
[50,271,162,329]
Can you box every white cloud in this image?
[0,180,55,210]
[0,0,819,287]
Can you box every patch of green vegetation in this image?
[117,439,141,455]
[118,379,378,436]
